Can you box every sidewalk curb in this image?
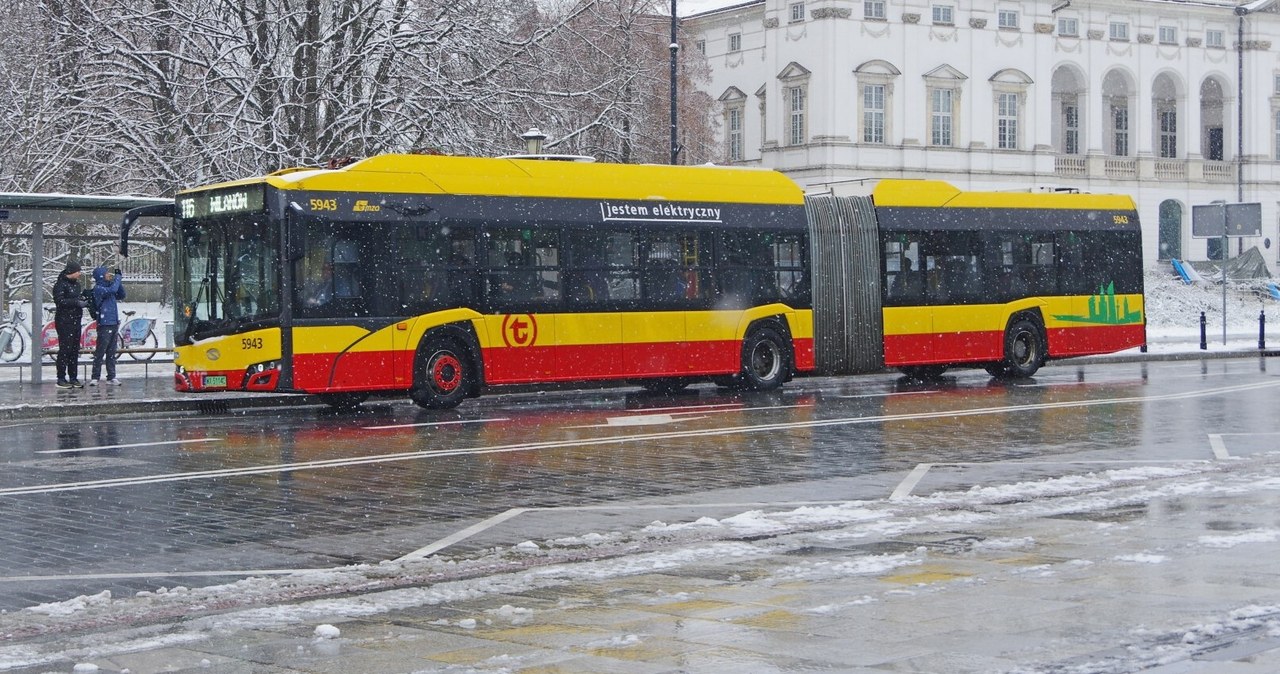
[0,391,324,422]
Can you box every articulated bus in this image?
[120,154,1143,409]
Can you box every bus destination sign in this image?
[178,184,266,219]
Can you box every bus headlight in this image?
[248,360,280,374]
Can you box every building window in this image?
[1275,112,1280,160]
[789,2,805,23]
[787,86,806,145]
[695,39,706,54]
[728,33,741,52]
[997,92,1019,150]
[864,0,885,20]
[727,107,744,161]
[932,5,953,25]
[1112,102,1129,156]
[1063,102,1079,155]
[1109,21,1129,41]
[998,10,1018,30]
[1274,74,1280,94]
[1057,17,1079,37]
[1206,30,1224,49]
[1158,105,1177,158]
[931,88,954,146]
[863,84,885,144]
[1159,26,1177,45]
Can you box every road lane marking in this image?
[0,569,305,583]
[622,402,745,413]
[891,463,934,500]
[572,403,811,428]
[3,379,1276,498]
[397,500,855,561]
[832,390,939,399]
[1208,434,1230,459]
[890,459,1216,500]
[34,438,221,455]
[363,417,509,430]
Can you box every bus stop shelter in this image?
[0,193,171,384]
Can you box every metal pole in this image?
[670,0,679,165]
[29,222,43,384]
[1228,12,1244,344]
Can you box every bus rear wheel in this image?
[739,327,790,392]
[995,318,1044,379]
[410,337,472,409]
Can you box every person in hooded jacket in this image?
[52,261,87,388]
[89,265,126,385]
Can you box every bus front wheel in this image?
[996,318,1044,379]
[739,327,790,392]
[411,337,472,409]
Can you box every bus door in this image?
[481,228,559,384]
[560,231,632,381]
[922,232,993,362]
[882,237,933,365]
[293,227,398,390]
[626,232,703,377]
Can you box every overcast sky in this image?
[674,0,748,17]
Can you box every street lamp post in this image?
[670,0,679,165]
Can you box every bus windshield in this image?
[175,215,281,342]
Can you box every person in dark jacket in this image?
[89,265,126,386]
[52,261,87,388]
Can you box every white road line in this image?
[34,438,221,455]
[891,463,933,501]
[833,390,939,399]
[889,458,1215,500]
[570,403,811,428]
[623,402,744,413]
[397,508,531,562]
[4,378,1275,498]
[1208,434,1231,460]
[363,417,509,430]
[398,499,857,561]
[0,568,306,583]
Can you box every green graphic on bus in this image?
[1053,282,1142,325]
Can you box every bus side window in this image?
[884,239,923,305]
[332,240,360,298]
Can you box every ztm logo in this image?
[502,314,538,347]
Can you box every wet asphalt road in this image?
[1,357,1276,612]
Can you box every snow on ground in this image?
[3,453,1280,670]
[1144,267,1273,335]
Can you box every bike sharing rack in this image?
[0,193,172,384]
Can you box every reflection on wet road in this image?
[1,358,1276,610]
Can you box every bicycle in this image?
[39,307,161,361]
[0,300,32,363]
[119,310,161,361]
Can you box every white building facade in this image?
[686,0,1280,268]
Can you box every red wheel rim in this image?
[431,354,462,392]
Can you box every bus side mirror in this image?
[286,202,309,260]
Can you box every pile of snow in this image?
[1144,268,1272,333]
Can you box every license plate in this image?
[204,375,227,388]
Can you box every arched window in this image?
[1158,199,1182,260]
